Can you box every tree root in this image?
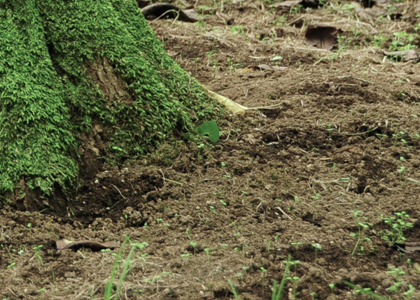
[207,89,284,114]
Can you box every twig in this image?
[407,178,420,184]
[342,127,378,136]
[277,207,293,221]
[111,184,126,199]
[247,102,283,110]
[159,169,183,186]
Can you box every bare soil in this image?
[2,1,420,299]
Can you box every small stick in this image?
[111,184,126,199]
[277,207,293,221]
[159,169,183,186]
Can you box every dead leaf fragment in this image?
[274,0,319,8]
[274,0,302,7]
[405,242,420,253]
[305,25,338,50]
[393,242,420,253]
[244,64,288,72]
[56,239,120,251]
[140,3,197,22]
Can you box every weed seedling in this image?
[285,276,300,299]
[180,253,190,265]
[327,124,333,141]
[284,259,300,272]
[349,210,372,255]
[104,237,148,300]
[272,254,293,300]
[33,245,44,266]
[414,134,420,146]
[228,280,241,300]
[376,133,387,147]
[291,242,303,250]
[311,243,321,264]
[311,193,321,201]
[189,241,198,255]
[378,211,413,244]
[209,205,217,214]
[260,267,268,291]
[387,266,405,292]
[266,239,272,253]
[398,166,405,181]
[404,284,415,299]
[204,248,211,261]
[242,244,248,256]
[231,25,245,35]
[185,228,191,239]
[345,282,389,299]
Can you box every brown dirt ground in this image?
[2,0,420,299]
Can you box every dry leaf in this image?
[56,239,120,251]
[141,3,197,22]
[273,0,319,8]
[274,0,302,7]
[305,25,338,50]
[244,64,288,72]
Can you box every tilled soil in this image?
[2,1,420,299]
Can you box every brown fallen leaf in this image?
[393,241,420,253]
[56,239,120,251]
[140,3,197,22]
[382,50,419,62]
[305,25,338,50]
[273,0,319,8]
[274,0,302,7]
[243,64,288,72]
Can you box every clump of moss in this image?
[0,0,219,198]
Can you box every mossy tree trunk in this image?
[0,0,218,209]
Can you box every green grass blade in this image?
[104,238,127,300]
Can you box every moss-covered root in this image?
[0,0,78,198]
[0,0,223,205]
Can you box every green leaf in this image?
[197,120,219,143]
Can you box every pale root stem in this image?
[207,89,283,114]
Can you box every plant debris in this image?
[243,64,288,72]
[56,239,120,251]
[140,3,197,22]
[382,50,419,62]
[305,25,338,50]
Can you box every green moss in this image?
[0,0,78,194]
[0,0,219,197]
